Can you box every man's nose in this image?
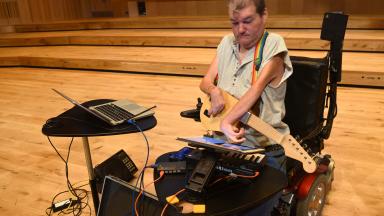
[239,23,246,34]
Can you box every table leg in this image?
[81,137,99,214]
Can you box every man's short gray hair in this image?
[228,0,266,15]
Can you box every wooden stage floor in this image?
[0,67,383,215]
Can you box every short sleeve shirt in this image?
[215,32,293,147]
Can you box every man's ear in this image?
[263,8,268,19]
[261,8,268,25]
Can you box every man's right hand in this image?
[208,86,225,116]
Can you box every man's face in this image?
[230,4,266,50]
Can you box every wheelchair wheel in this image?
[296,174,327,216]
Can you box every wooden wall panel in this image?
[0,1,9,25]
[90,0,137,17]
[1,0,383,25]
[145,0,384,16]
[0,0,20,25]
[0,0,93,25]
[0,0,141,25]
[15,0,30,24]
[127,0,139,17]
[146,0,227,16]
[343,0,384,14]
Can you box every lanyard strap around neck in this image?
[252,31,269,84]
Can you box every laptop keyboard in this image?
[94,104,134,122]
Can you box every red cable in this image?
[135,171,165,216]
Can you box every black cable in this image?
[127,119,151,216]
[47,136,79,199]
[47,136,71,163]
[46,137,91,216]
[128,119,150,172]
[45,183,90,216]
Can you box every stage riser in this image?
[6,16,384,33]
[0,47,382,87]
[1,28,383,53]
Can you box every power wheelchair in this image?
[179,12,349,216]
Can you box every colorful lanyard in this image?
[252,31,269,84]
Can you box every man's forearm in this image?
[200,78,217,95]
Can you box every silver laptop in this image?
[52,89,155,126]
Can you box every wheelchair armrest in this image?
[180,109,201,122]
[180,98,202,122]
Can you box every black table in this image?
[42,99,157,213]
[154,152,288,215]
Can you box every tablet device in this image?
[177,136,265,154]
[97,176,163,216]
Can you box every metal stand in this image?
[81,137,99,213]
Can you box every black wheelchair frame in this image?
[277,12,348,216]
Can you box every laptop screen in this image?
[97,176,164,216]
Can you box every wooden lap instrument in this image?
[200,91,317,173]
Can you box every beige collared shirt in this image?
[215,32,293,147]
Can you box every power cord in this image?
[126,119,152,216]
[46,136,91,216]
[45,186,90,216]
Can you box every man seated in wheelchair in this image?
[198,0,341,215]
[200,0,290,175]
[199,0,291,214]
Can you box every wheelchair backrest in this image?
[283,56,329,140]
